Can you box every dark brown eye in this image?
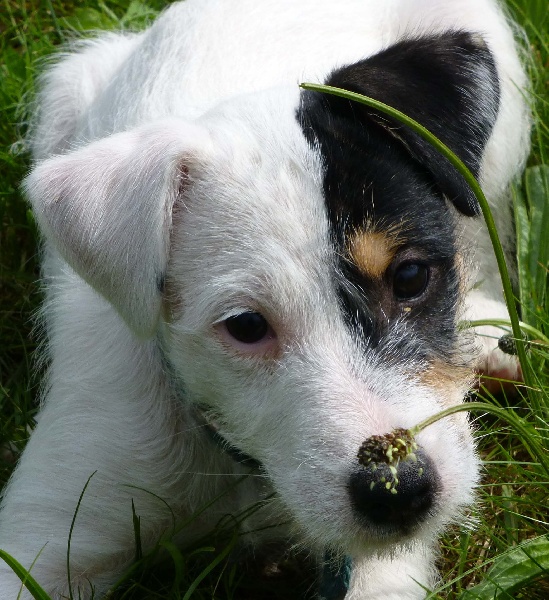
[225,312,269,344]
[393,263,429,300]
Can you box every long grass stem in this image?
[409,401,549,475]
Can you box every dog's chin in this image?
[343,512,445,557]
[360,516,435,543]
[284,477,466,559]
[267,484,451,563]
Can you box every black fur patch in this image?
[157,273,166,294]
[297,32,500,365]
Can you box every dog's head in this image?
[25,32,499,556]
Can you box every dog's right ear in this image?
[24,120,212,338]
[305,32,500,217]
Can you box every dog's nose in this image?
[349,450,438,531]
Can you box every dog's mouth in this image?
[194,405,263,469]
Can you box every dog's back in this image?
[33,0,529,169]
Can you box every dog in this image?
[0,0,530,598]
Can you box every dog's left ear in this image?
[24,120,212,337]
[322,32,500,216]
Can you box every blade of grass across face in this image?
[465,319,549,345]
[512,178,534,320]
[299,82,534,391]
[408,401,549,474]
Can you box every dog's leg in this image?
[463,270,523,385]
[343,544,436,600]
[0,280,196,598]
[462,178,526,386]
[0,290,261,600]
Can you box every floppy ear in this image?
[321,32,500,216]
[24,119,212,337]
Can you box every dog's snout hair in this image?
[0,0,531,598]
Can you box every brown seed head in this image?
[357,427,418,468]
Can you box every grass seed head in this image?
[497,333,519,355]
[357,428,418,492]
[357,427,418,468]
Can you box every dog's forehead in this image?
[190,86,457,275]
[194,84,453,246]
[169,90,338,322]
[172,84,460,356]
[188,87,332,258]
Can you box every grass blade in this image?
[0,549,52,600]
[524,165,549,320]
[460,535,549,599]
[131,500,143,562]
[512,179,533,318]
[67,472,96,600]
[181,533,238,600]
[159,540,186,593]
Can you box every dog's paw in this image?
[464,292,523,392]
[474,326,523,392]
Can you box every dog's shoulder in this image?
[29,33,140,160]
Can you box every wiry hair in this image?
[0,1,530,598]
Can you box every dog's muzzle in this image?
[193,405,356,599]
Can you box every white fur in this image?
[0,1,529,598]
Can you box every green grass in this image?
[1,1,548,598]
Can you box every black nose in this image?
[349,450,438,532]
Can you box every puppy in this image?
[0,0,530,598]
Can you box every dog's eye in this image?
[393,263,429,300]
[224,312,270,344]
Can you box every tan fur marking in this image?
[348,230,398,279]
[420,361,474,408]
